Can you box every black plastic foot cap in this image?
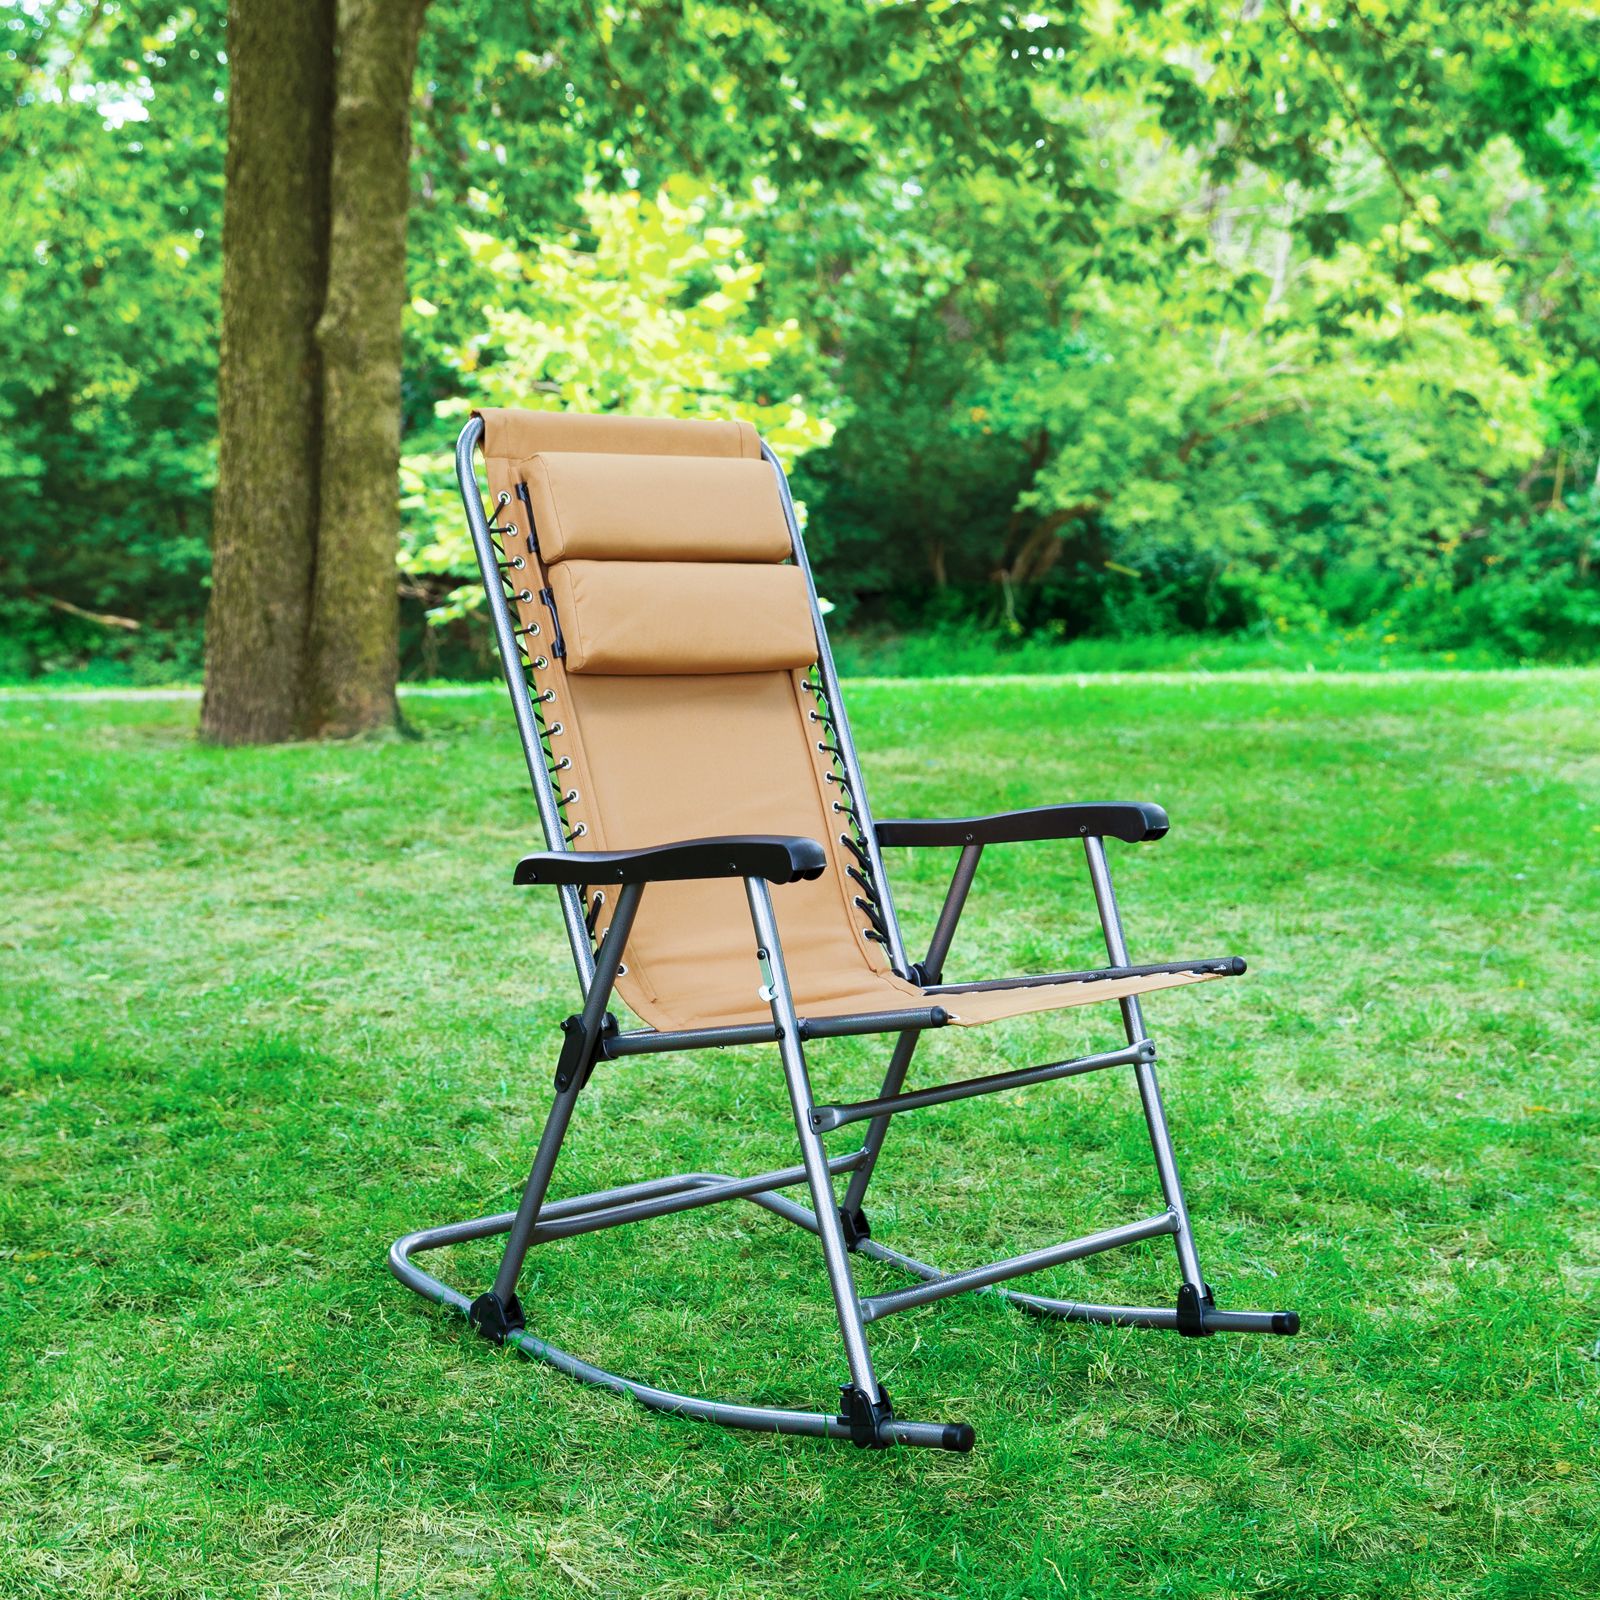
[1272,1310,1301,1336]
[942,1422,976,1453]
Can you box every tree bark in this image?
[306,0,430,738]
[201,0,335,745]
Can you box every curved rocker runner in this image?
[388,409,1301,1454]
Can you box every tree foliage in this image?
[4,0,1600,681]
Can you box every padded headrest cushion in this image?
[548,560,818,675]
[524,453,792,564]
[476,407,761,462]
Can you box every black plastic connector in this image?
[839,1383,894,1449]
[468,1290,525,1344]
[554,1013,618,1093]
[513,482,541,558]
[1176,1281,1216,1337]
[838,1207,872,1250]
[539,587,567,658]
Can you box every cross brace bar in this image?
[530,1149,867,1241]
[858,1212,1180,1323]
[809,1038,1154,1133]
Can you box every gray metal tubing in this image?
[921,843,983,984]
[1082,836,1207,1290]
[843,1231,1183,1328]
[531,1151,868,1241]
[503,1326,958,1445]
[926,956,1240,995]
[455,418,595,990]
[810,1040,1151,1134]
[391,1201,1287,1344]
[612,1188,1288,1335]
[859,1212,1179,1324]
[763,442,909,977]
[838,844,983,1214]
[388,1194,966,1449]
[604,1005,949,1058]
[489,883,642,1304]
[745,877,881,1398]
[837,1026,921,1217]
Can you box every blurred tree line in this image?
[5,0,1600,686]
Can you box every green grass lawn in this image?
[2,673,1597,1598]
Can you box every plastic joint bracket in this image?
[838,1384,894,1448]
[1175,1281,1216,1337]
[468,1290,525,1344]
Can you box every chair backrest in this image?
[473,407,900,1031]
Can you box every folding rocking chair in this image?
[389,408,1300,1453]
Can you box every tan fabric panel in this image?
[549,561,818,676]
[475,412,1231,1038]
[640,962,1228,1030]
[552,670,899,1030]
[523,453,792,564]
[477,407,761,464]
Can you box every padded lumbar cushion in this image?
[548,560,819,675]
[522,452,793,565]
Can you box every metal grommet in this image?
[496,491,510,507]
[571,823,588,839]
[526,621,540,636]
[548,721,563,735]
[516,588,534,604]
[617,963,628,976]
[533,656,549,669]
[538,689,556,704]
[832,801,845,813]
[553,755,571,770]
[564,789,579,804]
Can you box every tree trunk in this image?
[306,0,430,738]
[201,0,335,745]
[202,0,429,744]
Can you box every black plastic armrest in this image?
[874,802,1170,849]
[513,834,828,887]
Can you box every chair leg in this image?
[742,878,893,1429]
[836,1025,920,1239]
[470,881,643,1341]
[837,845,982,1236]
[1082,837,1213,1319]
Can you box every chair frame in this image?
[388,416,1299,1453]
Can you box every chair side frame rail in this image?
[388,418,1298,1455]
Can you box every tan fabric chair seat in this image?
[640,956,1221,1031]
